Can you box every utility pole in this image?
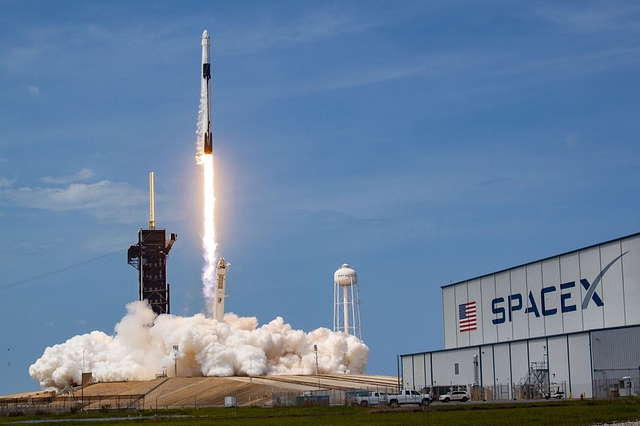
[81,350,85,412]
[314,345,320,391]
[173,345,179,377]
[314,345,318,375]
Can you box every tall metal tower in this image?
[333,264,362,340]
[213,257,229,321]
[127,172,177,315]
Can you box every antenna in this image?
[149,172,155,229]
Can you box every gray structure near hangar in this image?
[401,233,640,399]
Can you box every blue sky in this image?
[1,1,640,395]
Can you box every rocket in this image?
[202,30,213,155]
[214,257,229,322]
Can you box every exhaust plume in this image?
[29,301,369,388]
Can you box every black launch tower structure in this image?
[127,173,177,315]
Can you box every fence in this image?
[593,378,640,399]
[273,389,350,407]
[273,384,412,407]
[0,394,145,416]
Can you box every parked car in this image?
[438,391,469,403]
[386,390,431,407]
[352,391,386,407]
[545,391,563,399]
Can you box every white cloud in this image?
[0,180,147,223]
[41,168,95,184]
[214,10,382,56]
[0,176,16,188]
[27,86,39,95]
[0,45,41,73]
[537,3,640,34]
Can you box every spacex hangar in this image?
[401,233,640,399]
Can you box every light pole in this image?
[173,345,179,377]
[314,345,318,375]
[82,350,85,412]
[314,345,319,391]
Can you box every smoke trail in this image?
[29,301,370,388]
[196,68,217,315]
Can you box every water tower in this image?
[333,264,362,340]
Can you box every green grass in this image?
[2,398,640,425]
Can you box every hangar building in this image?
[401,233,640,399]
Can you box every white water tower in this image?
[333,264,362,340]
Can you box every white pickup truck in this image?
[352,391,386,407]
[386,389,431,407]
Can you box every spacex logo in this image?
[580,253,627,309]
[490,252,628,325]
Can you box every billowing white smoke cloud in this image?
[29,301,369,389]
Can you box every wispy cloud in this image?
[27,85,39,95]
[565,133,579,148]
[41,168,95,184]
[0,20,189,75]
[0,45,41,73]
[214,11,380,56]
[220,39,640,109]
[0,176,16,188]
[0,180,147,222]
[537,2,640,34]
[489,45,640,81]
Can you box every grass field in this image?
[1,398,639,425]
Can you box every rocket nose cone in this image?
[202,30,209,39]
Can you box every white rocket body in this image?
[214,257,228,321]
[202,30,213,154]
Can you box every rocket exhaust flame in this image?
[198,30,219,316]
[201,157,217,314]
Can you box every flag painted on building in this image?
[459,301,477,332]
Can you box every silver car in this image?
[438,391,469,402]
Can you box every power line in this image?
[0,250,123,292]
[220,246,314,323]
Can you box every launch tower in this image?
[128,172,177,315]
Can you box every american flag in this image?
[459,301,477,332]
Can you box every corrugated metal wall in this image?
[591,327,640,380]
[401,327,640,399]
[404,234,640,398]
[568,333,591,397]
[444,234,640,349]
